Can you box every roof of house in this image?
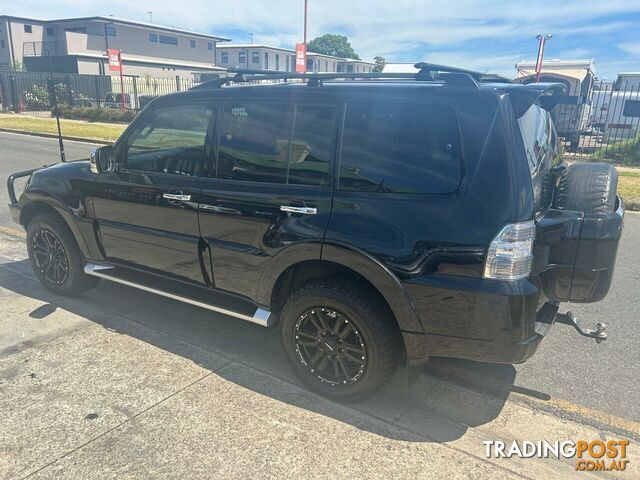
[0,15,230,42]
[217,44,295,54]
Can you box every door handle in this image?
[280,205,317,215]
[163,193,191,201]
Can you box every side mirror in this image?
[90,146,115,174]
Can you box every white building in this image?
[216,44,295,72]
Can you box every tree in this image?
[307,34,360,60]
[373,56,386,72]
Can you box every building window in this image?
[275,54,280,70]
[286,56,289,72]
[264,52,269,69]
[46,27,54,36]
[24,25,32,33]
[190,39,196,48]
[159,35,178,45]
[149,33,158,42]
[221,51,228,63]
[0,40,5,49]
[105,26,116,36]
[307,59,314,72]
[239,51,247,65]
[208,42,213,50]
[252,51,259,64]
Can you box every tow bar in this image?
[556,311,607,344]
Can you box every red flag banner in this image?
[108,49,122,72]
[295,43,307,73]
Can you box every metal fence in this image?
[545,79,640,164]
[0,71,201,114]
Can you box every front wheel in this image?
[280,280,402,402]
[27,213,100,296]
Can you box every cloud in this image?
[1,0,639,78]
[618,42,640,55]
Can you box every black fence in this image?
[557,79,640,164]
[0,71,200,114]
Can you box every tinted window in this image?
[217,102,292,184]
[518,105,551,171]
[149,33,158,42]
[159,35,178,45]
[288,105,334,186]
[339,102,461,193]
[623,100,640,118]
[125,104,213,175]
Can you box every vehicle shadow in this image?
[0,258,518,443]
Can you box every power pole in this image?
[249,32,254,44]
[147,11,153,23]
[303,0,308,45]
[535,34,552,82]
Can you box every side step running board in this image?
[84,263,273,327]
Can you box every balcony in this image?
[22,41,67,57]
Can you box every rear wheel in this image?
[26,213,99,296]
[280,279,402,402]
[554,163,618,214]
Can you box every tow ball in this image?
[556,311,607,344]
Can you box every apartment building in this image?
[0,15,228,78]
[217,44,374,74]
[216,44,296,72]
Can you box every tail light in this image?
[483,221,536,281]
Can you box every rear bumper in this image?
[401,274,552,364]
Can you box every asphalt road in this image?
[0,131,98,228]
[1,131,638,422]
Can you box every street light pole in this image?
[303,0,308,45]
[535,34,552,83]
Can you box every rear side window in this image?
[339,102,461,193]
[518,105,552,171]
[288,105,334,186]
[216,102,333,186]
[218,102,292,184]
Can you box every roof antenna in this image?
[46,48,65,163]
[147,11,153,23]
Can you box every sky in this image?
[3,0,640,79]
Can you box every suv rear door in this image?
[198,99,336,300]
[92,102,215,284]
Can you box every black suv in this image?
[8,64,624,401]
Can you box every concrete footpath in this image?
[0,230,637,479]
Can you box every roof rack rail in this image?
[189,63,509,91]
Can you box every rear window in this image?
[518,105,553,171]
[338,102,462,194]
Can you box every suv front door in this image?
[92,102,215,284]
[198,100,336,301]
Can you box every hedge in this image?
[55,106,137,124]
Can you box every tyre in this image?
[280,279,402,402]
[26,213,100,296]
[554,163,618,215]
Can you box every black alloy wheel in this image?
[294,307,367,386]
[31,228,69,285]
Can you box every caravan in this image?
[592,74,640,141]
[514,59,596,148]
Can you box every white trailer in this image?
[592,77,640,141]
[514,59,596,148]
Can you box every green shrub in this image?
[590,134,640,165]
[55,106,136,124]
